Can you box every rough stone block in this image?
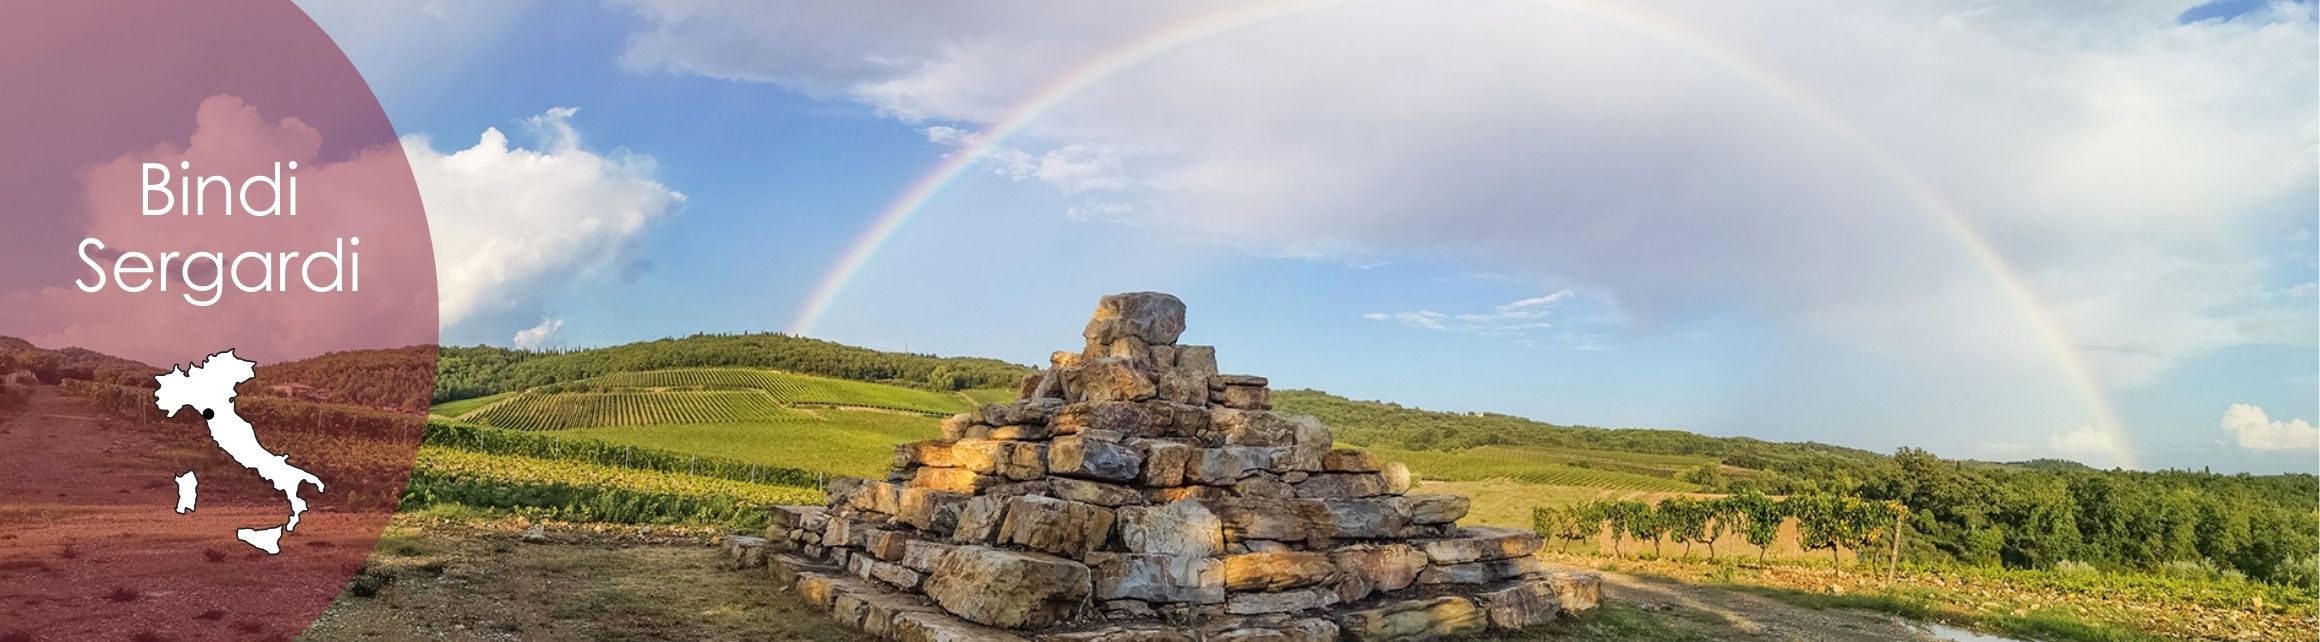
[863,527,915,561]
[1547,572,1601,615]
[1053,401,1158,436]
[893,610,1032,642]
[1150,344,1178,369]
[1333,596,1486,642]
[1213,374,1268,388]
[981,398,1065,427]
[898,440,959,469]
[1099,336,1156,365]
[1133,439,1194,487]
[1233,473,1297,499]
[1211,409,1302,447]
[1043,625,1199,642]
[942,413,978,441]
[913,467,1005,494]
[903,540,957,572]
[1203,619,1338,642]
[1419,526,1543,564]
[1074,357,1158,403]
[899,487,971,534]
[1332,545,1426,603]
[1202,498,1311,542]
[769,505,826,533]
[1088,552,1226,604]
[1224,588,1338,615]
[1146,486,1228,503]
[1218,385,1271,410]
[1221,551,1339,591]
[1050,433,1145,482]
[988,423,1055,441]
[921,545,1093,629]
[1321,449,1382,473]
[1475,578,1560,629]
[1188,447,1272,484]
[997,495,1116,558]
[953,439,1048,481]
[1395,494,1469,525]
[952,495,1012,544]
[1051,476,1150,507]
[1303,498,1409,540]
[792,570,851,610]
[1146,401,1210,437]
[723,534,767,570]
[1416,556,1545,585]
[1083,292,1188,346]
[1293,473,1387,498]
[1156,369,1209,405]
[1174,345,1218,377]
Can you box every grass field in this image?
[559,410,939,479]
[1369,444,1704,492]
[960,387,1020,405]
[428,391,514,418]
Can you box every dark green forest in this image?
[435,332,1035,403]
[250,345,437,412]
[1280,389,2319,585]
[0,336,155,386]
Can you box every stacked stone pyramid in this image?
[735,292,1600,642]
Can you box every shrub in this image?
[2053,560,2099,577]
[2155,559,2227,581]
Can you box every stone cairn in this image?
[728,292,1601,642]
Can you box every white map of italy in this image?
[154,350,324,554]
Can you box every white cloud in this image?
[927,126,1129,194]
[512,318,564,350]
[598,0,2317,468]
[1365,292,1583,341]
[603,0,2315,398]
[403,107,684,344]
[2050,424,2117,455]
[2220,403,2319,450]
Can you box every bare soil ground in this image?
[302,519,1971,642]
[0,388,384,642]
[300,520,874,642]
[1580,570,1956,642]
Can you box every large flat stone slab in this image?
[920,545,1092,629]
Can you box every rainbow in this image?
[786,0,2137,468]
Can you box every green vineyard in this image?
[405,446,822,528]
[466,390,804,430]
[1367,444,1703,492]
[527,367,973,415]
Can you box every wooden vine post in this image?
[1887,503,1904,583]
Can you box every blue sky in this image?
[302,0,2317,474]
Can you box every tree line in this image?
[436,332,1036,403]
[1286,390,2317,586]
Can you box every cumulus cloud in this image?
[605,0,2314,395]
[512,318,564,350]
[2220,403,2318,450]
[598,1,2317,467]
[403,107,683,344]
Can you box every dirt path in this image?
[1588,569,1957,642]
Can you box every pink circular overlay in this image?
[0,3,436,640]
